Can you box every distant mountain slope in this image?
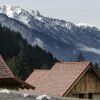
[0,25,57,80]
[0,5,100,62]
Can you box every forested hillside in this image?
[0,25,57,80]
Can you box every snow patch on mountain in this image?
[65,22,73,29]
[76,23,95,27]
[0,5,31,26]
[30,10,43,22]
[0,5,14,18]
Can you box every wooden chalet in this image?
[0,55,35,90]
[26,61,100,99]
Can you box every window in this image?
[79,94,84,98]
[89,93,92,99]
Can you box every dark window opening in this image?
[89,93,92,99]
[79,94,84,98]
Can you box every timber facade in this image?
[67,68,100,99]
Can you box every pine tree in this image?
[95,63,100,71]
[77,53,85,62]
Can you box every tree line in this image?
[0,25,57,80]
[0,24,99,80]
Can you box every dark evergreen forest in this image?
[0,25,57,80]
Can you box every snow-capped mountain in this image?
[76,23,95,27]
[0,5,100,62]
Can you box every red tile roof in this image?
[0,55,14,78]
[26,70,49,85]
[0,55,35,89]
[27,61,92,96]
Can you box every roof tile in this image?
[26,70,49,85]
[0,55,35,89]
[0,55,14,78]
[27,61,91,96]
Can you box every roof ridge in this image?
[33,69,50,72]
[34,69,49,71]
[56,61,90,64]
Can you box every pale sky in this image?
[0,0,100,28]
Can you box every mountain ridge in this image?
[0,5,100,62]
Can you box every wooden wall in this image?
[67,68,100,99]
